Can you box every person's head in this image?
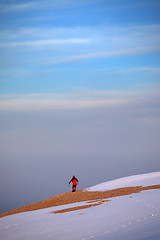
[73,175,75,178]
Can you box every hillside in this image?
[0,172,160,240]
[0,185,160,218]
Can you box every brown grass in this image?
[0,185,160,218]
[53,199,110,214]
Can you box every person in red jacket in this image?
[69,175,79,192]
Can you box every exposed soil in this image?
[53,199,110,214]
[0,185,160,218]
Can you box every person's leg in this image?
[72,185,76,192]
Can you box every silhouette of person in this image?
[69,175,79,192]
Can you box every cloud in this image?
[0,98,125,111]
[1,24,160,43]
[41,46,160,65]
[94,66,160,75]
[1,24,160,67]
[2,46,159,67]
[0,38,91,48]
[1,0,159,13]
[0,2,37,12]
[0,88,159,112]
[116,67,160,74]
[0,0,101,13]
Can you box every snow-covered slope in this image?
[0,172,160,240]
[87,171,160,191]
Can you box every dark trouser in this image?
[72,185,77,192]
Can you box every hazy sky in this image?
[0,0,160,213]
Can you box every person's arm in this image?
[69,177,73,184]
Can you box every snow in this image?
[86,171,160,191]
[0,172,160,240]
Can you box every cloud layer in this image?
[1,24,160,67]
[0,88,160,112]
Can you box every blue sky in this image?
[0,0,160,101]
[0,0,160,213]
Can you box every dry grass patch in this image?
[0,185,160,218]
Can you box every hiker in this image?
[69,175,79,192]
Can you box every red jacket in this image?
[69,176,78,185]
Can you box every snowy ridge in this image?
[87,171,160,191]
[0,172,160,240]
